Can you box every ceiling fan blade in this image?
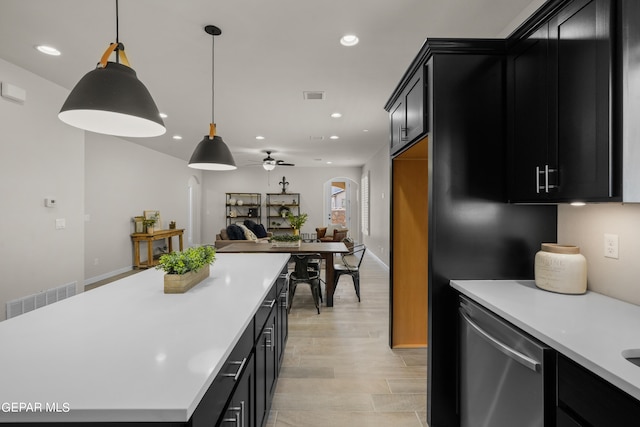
[276,160,295,166]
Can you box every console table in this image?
[131,228,184,268]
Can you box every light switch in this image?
[55,218,66,230]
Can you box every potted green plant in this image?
[287,212,308,235]
[270,233,302,248]
[156,245,216,293]
[143,212,159,233]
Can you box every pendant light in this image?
[188,25,237,171]
[59,0,165,137]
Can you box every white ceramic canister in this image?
[534,243,587,294]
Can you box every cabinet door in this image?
[277,273,288,370]
[219,352,255,427]
[255,308,277,427]
[390,99,405,154]
[550,0,613,200]
[510,24,552,201]
[404,69,426,143]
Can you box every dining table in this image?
[217,241,349,307]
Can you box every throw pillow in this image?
[226,224,245,240]
[244,219,268,238]
[254,223,268,239]
[237,223,258,241]
[220,228,229,240]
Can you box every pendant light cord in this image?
[115,0,120,63]
[211,32,215,128]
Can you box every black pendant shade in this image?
[187,24,237,171]
[59,62,165,137]
[189,135,237,171]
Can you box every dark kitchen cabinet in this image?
[276,272,288,370]
[219,352,255,427]
[557,354,640,426]
[508,0,614,202]
[389,67,427,155]
[255,307,277,427]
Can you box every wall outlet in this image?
[604,233,619,259]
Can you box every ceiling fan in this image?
[261,151,295,170]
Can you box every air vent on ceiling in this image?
[309,136,325,141]
[303,91,325,100]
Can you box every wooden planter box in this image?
[271,240,301,248]
[164,265,210,294]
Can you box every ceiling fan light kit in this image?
[188,25,237,171]
[58,0,165,138]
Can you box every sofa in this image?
[214,221,272,249]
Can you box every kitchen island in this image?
[0,252,290,425]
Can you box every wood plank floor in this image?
[268,253,428,427]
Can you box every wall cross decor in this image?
[279,176,289,194]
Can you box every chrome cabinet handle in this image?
[222,407,240,426]
[222,357,247,381]
[460,310,540,372]
[262,299,276,309]
[400,127,409,141]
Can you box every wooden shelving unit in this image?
[265,193,300,233]
[226,193,261,226]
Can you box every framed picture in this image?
[133,216,144,233]
[144,210,162,229]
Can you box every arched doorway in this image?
[322,177,359,242]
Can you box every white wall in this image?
[201,167,362,244]
[84,133,201,283]
[0,58,84,320]
[362,144,391,266]
[558,203,640,306]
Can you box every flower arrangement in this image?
[156,246,216,275]
[287,212,308,230]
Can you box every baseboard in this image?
[367,250,389,271]
[84,266,134,286]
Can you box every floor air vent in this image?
[6,282,77,320]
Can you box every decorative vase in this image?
[293,229,300,236]
[534,243,587,294]
[229,198,236,205]
[146,225,155,234]
[237,200,244,206]
[164,265,210,294]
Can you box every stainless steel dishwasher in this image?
[458,295,555,427]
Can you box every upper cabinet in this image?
[508,0,614,203]
[388,65,428,155]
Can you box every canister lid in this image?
[541,243,580,254]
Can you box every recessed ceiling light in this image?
[172,135,182,140]
[363,129,369,132]
[256,135,265,140]
[570,202,586,206]
[159,112,168,118]
[326,161,333,164]
[36,45,61,56]
[329,135,339,140]
[331,112,342,118]
[340,34,359,47]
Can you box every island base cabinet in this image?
[255,308,278,427]
[219,352,255,427]
[557,354,640,426]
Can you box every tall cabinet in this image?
[385,39,557,427]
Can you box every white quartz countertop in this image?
[451,280,640,401]
[0,253,290,423]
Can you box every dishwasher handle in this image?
[460,309,541,372]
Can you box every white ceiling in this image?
[0,0,545,168]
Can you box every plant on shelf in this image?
[142,212,159,233]
[156,246,216,275]
[287,212,308,232]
